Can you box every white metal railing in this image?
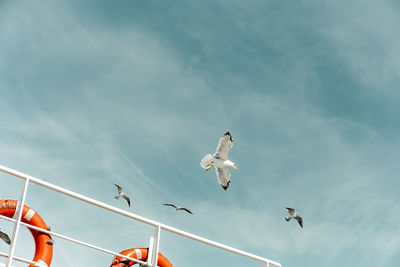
[0,165,282,267]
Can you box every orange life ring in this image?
[0,199,53,267]
[110,247,173,267]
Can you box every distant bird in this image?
[0,229,11,245]
[113,183,131,207]
[200,132,238,190]
[163,203,193,214]
[285,207,303,228]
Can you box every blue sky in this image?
[1,0,400,266]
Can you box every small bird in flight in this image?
[163,203,193,214]
[113,183,131,207]
[0,229,11,245]
[285,207,303,228]
[200,132,238,190]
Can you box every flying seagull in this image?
[113,183,131,207]
[0,229,11,245]
[285,207,303,228]
[200,132,238,190]
[163,203,193,214]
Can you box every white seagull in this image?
[200,132,238,190]
[113,183,131,207]
[285,207,303,228]
[163,203,193,214]
[0,229,11,245]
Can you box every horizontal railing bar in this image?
[0,164,281,266]
[0,215,148,266]
[159,226,281,266]
[0,165,162,226]
[0,251,39,266]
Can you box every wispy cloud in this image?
[2,1,400,267]
[319,0,400,95]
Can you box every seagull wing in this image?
[214,132,233,160]
[163,203,178,209]
[215,167,231,190]
[180,208,193,214]
[296,216,303,228]
[0,231,11,245]
[122,195,130,207]
[113,183,123,194]
[286,207,295,215]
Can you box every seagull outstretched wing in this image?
[180,208,193,214]
[215,167,231,190]
[163,203,178,209]
[0,230,11,245]
[122,195,131,207]
[113,183,123,194]
[295,216,303,228]
[214,132,233,160]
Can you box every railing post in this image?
[151,225,161,267]
[147,236,154,266]
[6,178,30,267]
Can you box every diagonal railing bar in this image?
[0,215,147,266]
[0,252,39,266]
[0,165,282,267]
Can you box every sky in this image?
[1,0,400,266]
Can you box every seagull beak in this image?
[233,166,238,171]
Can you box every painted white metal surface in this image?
[151,225,161,266]
[0,164,282,267]
[147,236,155,266]
[0,214,147,266]
[0,251,38,265]
[6,178,29,267]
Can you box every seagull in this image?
[113,183,131,207]
[0,229,11,245]
[163,203,193,214]
[285,207,303,228]
[200,132,238,190]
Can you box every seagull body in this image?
[113,183,131,207]
[200,132,238,190]
[0,229,11,245]
[163,203,193,214]
[285,207,303,228]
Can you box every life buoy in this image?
[110,247,173,267]
[0,199,53,267]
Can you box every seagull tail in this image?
[200,154,213,169]
[285,216,290,221]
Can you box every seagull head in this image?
[232,164,238,171]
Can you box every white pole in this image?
[147,236,154,266]
[151,225,161,267]
[6,178,29,267]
